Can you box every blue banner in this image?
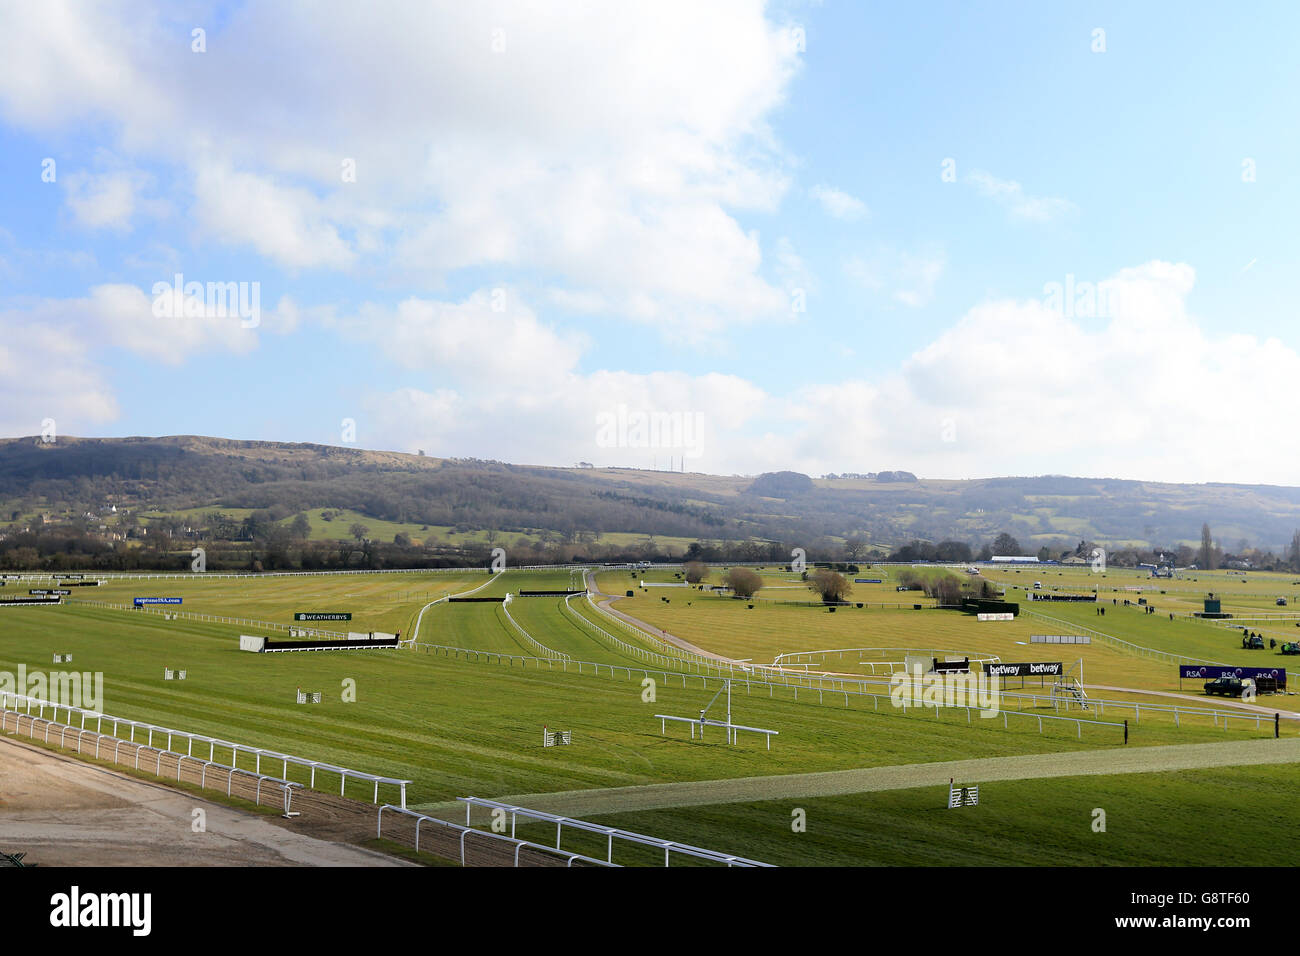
[1179,664,1287,688]
[134,597,182,606]
[855,578,882,584]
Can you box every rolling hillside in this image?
[3,435,1300,555]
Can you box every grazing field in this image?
[3,565,1298,865]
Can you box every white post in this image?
[727,679,732,735]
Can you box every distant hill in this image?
[3,435,1300,554]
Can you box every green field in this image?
[3,564,1297,866]
[573,764,1299,866]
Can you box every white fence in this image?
[500,598,570,661]
[376,805,615,867]
[456,797,773,867]
[406,571,509,644]
[9,565,596,583]
[772,646,1001,675]
[0,699,302,813]
[560,594,711,672]
[0,691,412,806]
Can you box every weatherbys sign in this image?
[984,662,1064,678]
[1179,665,1287,688]
[294,612,352,622]
[133,597,181,606]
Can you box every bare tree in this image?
[683,560,709,584]
[807,568,852,603]
[724,567,763,599]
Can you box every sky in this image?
[1,1,1298,484]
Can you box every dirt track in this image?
[0,735,409,866]
[436,737,1300,818]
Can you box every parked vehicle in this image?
[1204,676,1255,698]
[1242,634,1265,650]
[1281,642,1300,656]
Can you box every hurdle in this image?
[542,726,573,747]
[295,689,323,704]
[163,668,187,681]
[53,654,71,664]
[947,778,979,808]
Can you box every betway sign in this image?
[984,662,1064,678]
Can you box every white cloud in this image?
[63,173,135,231]
[360,348,774,472]
[845,244,946,307]
[342,289,587,387]
[785,261,1300,484]
[967,170,1076,222]
[0,317,118,436]
[335,287,782,471]
[0,282,295,367]
[809,184,868,220]
[61,158,169,231]
[774,236,816,301]
[191,164,355,270]
[353,261,1300,485]
[0,1,801,333]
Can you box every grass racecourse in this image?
[3,562,1298,866]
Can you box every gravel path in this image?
[448,737,1300,818]
[0,736,409,867]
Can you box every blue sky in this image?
[1,1,1297,483]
